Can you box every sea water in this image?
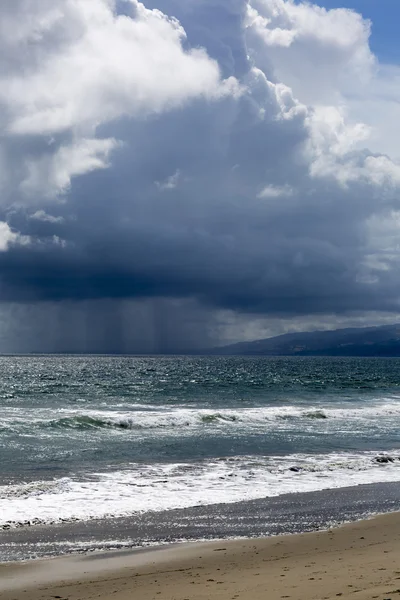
[1,355,400,554]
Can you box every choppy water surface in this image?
[1,355,400,529]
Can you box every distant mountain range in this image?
[210,324,400,356]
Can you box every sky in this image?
[1,0,400,353]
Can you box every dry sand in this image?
[1,512,400,600]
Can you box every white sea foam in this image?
[1,450,400,527]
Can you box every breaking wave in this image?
[48,416,133,430]
[1,450,400,529]
[2,400,400,434]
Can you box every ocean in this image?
[2,355,400,561]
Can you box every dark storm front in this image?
[1,356,400,536]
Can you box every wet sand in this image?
[1,512,400,600]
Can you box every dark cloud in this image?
[0,0,399,351]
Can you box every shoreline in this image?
[2,480,400,563]
[1,511,400,600]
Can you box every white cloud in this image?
[21,138,119,198]
[0,222,27,251]
[305,105,400,187]
[2,0,396,202]
[257,184,293,198]
[245,1,400,191]
[246,0,375,105]
[246,0,400,167]
[0,0,238,202]
[155,169,181,191]
[350,64,400,159]
[30,210,64,224]
[2,0,235,137]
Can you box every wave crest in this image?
[3,401,400,434]
[48,416,132,430]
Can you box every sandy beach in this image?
[1,512,400,600]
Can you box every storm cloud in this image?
[1,0,400,351]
